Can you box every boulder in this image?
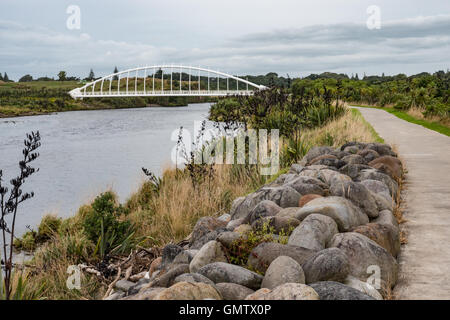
[226,218,244,231]
[310,281,375,300]
[330,232,398,288]
[298,194,323,207]
[343,145,361,154]
[317,169,352,185]
[294,197,369,232]
[230,193,264,221]
[360,179,391,202]
[216,283,255,300]
[289,164,304,174]
[369,156,403,180]
[161,244,184,268]
[248,242,316,274]
[173,273,216,287]
[189,241,228,273]
[189,217,227,249]
[344,276,383,300]
[172,250,198,265]
[288,214,338,251]
[197,262,263,290]
[216,231,244,249]
[352,223,400,257]
[148,264,190,288]
[341,154,364,165]
[357,169,398,197]
[128,278,151,295]
[243,200,281,225]
[340,142,367,152]
[372,193,393,212]
[154,282,222,300]
[373,210,399,230]
[339,164,372,180]
[261,256,305,289]
[302,248,350,284]
[245,283,319,300]
[276,207,307,220]
[115,279,135,293]
[309,154,338,165]
[285,177,326,196]
[330,181,379,218]
[364,143,397,157]
[357,149,380,163]
[251,216,300,234]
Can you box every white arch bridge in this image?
[69,65,267,99]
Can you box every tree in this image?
[19,74,33,82]
[113,66,119,81]
[0,73,3,81]
[355,73,359,81]
[3,73,9,82]
[58,71,67,81]
[87,69,95,81]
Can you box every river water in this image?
[0,103,211,236]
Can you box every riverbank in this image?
[0,80,217,118]
[12,106,389,299]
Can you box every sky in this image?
[0,0,449,80]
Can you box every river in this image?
[0,103,211,236]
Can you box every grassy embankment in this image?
[353,104,450,137]
[10,89,384,300]
[0,79,215,118]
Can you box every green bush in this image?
[82,192,135,258]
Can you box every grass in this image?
[353,105,450,137]
[15,106,384,300]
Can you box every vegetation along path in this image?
[355,106,450,300]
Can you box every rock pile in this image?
[109,142,402,301]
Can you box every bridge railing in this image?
[69,65,267,99]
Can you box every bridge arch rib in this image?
[69,65,267,99]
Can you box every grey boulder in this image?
[302,248,350,284]
[216,283,255,300]
[310,281,375,300]
[330,181,379,218]
[248,242,316,274]
[197,262,263,290]
[288,214,338,251]
[261,256,305,289]
[330,232,398,288]
[295,197,369,232]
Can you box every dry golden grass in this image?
[300,109,384,147]
[127,164,266,246]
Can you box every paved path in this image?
[356,107,450,300]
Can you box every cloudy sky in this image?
[0,0,449,80]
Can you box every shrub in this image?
[81,192,135,258]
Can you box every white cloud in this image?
[0,14,449,80]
